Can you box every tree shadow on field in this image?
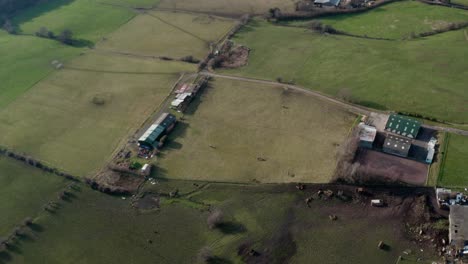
[70,38,94,48]
[208,256,233,264]
[0,251,12,263]
[356,100,388,111]
[29,223,44,233]
[218,222,246,234]
[13,0,76,31]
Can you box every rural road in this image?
[200,71,468,136]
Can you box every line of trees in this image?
[35,26,74,45]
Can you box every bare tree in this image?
[58,29,73,45]
[207,209,224,229]
[2,19,16,34]
[197,246,213,263]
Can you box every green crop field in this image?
[0,156,69,236]
[156,78,356,183]
[0,32,81,109]
[157,0,299,15]
[13,0,136,43]
[6,182,431,263]
[0,52,196,176]
[438,134,468,187]
[223,20,468,123]
[285,1,468,39]
[97,11,236,59]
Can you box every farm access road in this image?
[200,71,468,136]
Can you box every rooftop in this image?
[383,134,412,157]
[358,123,377,142]
[385,114,421,138]
[449,205,468,248]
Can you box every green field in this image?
[13,0,135,43]
[0,156,69,236]
[452,0,468,6]
[156,78,356,183]
[157,0,299,15]
[286,1,468,39]
[0,32,81,109]
[223,20,468,123]
[97,11,236,59]
[438,134,468,187]
[6,182,430,263]
[0,52,196,176]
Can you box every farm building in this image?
[382,134,412,157]
[358,123,377,149]
[426,137,437,164]
[171,83,201,112]
[385,114,421,138]
[314,0,341,6]
[138,113,176,149]
[449,205,468,250]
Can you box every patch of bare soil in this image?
[356,149,428,186]
[294,184,448,255]
[95,169,145,193]
[219,45,250,68]
[133,193,160,210]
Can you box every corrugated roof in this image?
[314,0,341,5]
[385,114,421,138]
[383,134,412,156]
[358,123,377,142]
[138,113,176,147]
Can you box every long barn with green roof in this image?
[385,114,421,138]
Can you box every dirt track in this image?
[201,72,468,136]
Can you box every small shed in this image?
[358,123,377,149]
[382,134,412,157]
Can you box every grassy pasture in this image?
[0,156,68,236]
[7,187,207,264]
[157,0,299,15]
[102,0,160,8]
[285,1,468,39]
[97,11,236,59]
[223,20,468,123]
[452,0,468,6]
[0,52,196,176]
[13,0,135,43]
[438,134,468,187]
[156,78,356,183]
[7,183,430,263]
[0,32,81,109]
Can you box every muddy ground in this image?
[356,149,429,185]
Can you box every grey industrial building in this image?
[382,134,412,157]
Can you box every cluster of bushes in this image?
[35,27,74,45]
[0,147,80,181]
[0,217,35,255]
[397,111,445,124]
[84,178,131,195]
[199,15,250,71]
[407,21,468,39]
[309,20,338,34]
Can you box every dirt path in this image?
[201,72,468,136]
